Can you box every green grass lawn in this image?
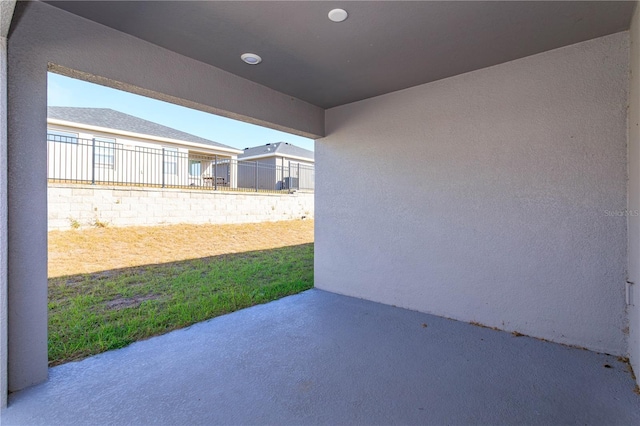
[48,243,313,366]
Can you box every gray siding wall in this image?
[316,32,629,355]
[238,158,277,190]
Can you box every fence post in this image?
[255,161,258,192]
[214,155,218,191]
[161,148,165,188]
[297,163,300,190]
[91,138,96,185]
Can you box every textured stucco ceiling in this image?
[47,1,635,109]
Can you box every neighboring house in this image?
[47,107,243,188]
[237,142,314,190]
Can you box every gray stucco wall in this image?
[0,34,8,411]
[316,32,630,355]
[628,5,640,386]
[6,1,323,392]
[1,0,16,407]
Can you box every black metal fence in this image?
[47,135,314,193]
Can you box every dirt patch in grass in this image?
[105,294,162,310]
[48,219,314,278]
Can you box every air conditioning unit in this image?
[283,177,299,189]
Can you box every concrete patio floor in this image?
[2,289,639,425]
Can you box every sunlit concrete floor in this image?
[2,289,640,425]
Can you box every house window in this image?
[164,148,178,175]
[189,160,201,177]
[47,129,78,144]
[94,136,116,168]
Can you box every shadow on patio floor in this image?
[2,289,639,425]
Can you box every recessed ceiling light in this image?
[241,53,262,65]
[328,9,348,23]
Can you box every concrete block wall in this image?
[48,184,313,230]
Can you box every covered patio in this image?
[3,1,640,421]
[3,290,639,425]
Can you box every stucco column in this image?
[7,12,49,392]
[1,0,17,409]
[0,35,8,410]
[628,3,640,388]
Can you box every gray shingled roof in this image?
[48,107,239,151]
[239,142,314,162]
